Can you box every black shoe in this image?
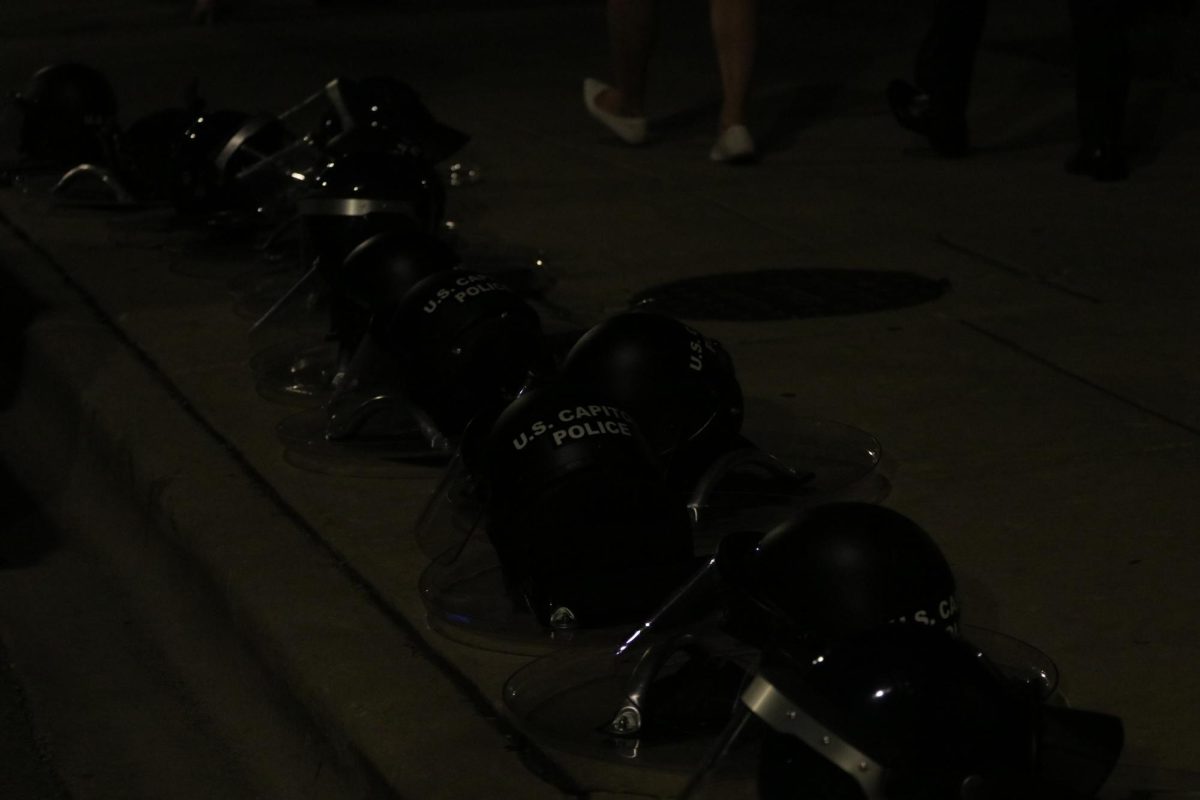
[1064,141,1128,182]
[886,79,969,158]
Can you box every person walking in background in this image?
[583,0,758,164]
[884,0,986,160]
[887,0,1135,180]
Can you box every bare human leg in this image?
[598,0,659,118]
[710,0,756,132]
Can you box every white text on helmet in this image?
[510,405,635,450]
[890,594,959,633]
[422,274,506,314]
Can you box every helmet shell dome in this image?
[372,270,543,436]
[18,62,118,164]
[727,503,959,654]
[562,311,743,463]
[171,109,252,213]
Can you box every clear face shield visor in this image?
[208,78,373,214]
[684,417,889,553]
[503,622,760,782]
[274,331,456,474]
[213,113,323,210]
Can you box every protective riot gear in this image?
[267,233,466,466]
[561,311,743,470]
[209,112,317,209]
[721,503,959,655]
[309,74,469,161]
[292,149,448,379]
[14,63,118,166]
[693,625,1123,800]
[371,269,543,437]
[161,78,362,214]
[50,163,137,207]
[117,107,193,202]
[338,229,459,312]
[480,382,696,629]
[170,109,253,213]
[502,620,1065,780]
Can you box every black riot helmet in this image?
[310,75,470,161]
[118,107,193,202]
[737,626,1124,800]
[170,109,253,213]
[721,503,959,655]
[298,148,446,280]
[314,230,461,388]
[561,311,743,469]
[338,230,459,313]
[15,63,118,165]
[482,382,696,630]
[370,269,544,437]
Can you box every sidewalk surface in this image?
[1,0,1198,797]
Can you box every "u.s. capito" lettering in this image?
[510,404,636,450]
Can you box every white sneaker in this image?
[583,78,648,145]
[709,124,755,163]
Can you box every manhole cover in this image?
[630,269,950,321]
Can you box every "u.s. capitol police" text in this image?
[511,404,636,450]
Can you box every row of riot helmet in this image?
[3,63,1132,800]
[388,307,1129,799]
[0,63,543,458]
[1,64,536,459]
[329,184,1132,797]
[281,172,1129,798]
[1,62,468,222]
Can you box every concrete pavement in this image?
[1,0,1198,796]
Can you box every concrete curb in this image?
[0,204,579,799]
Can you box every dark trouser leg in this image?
[1070,0,1131,146]
[915,0,989,114]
